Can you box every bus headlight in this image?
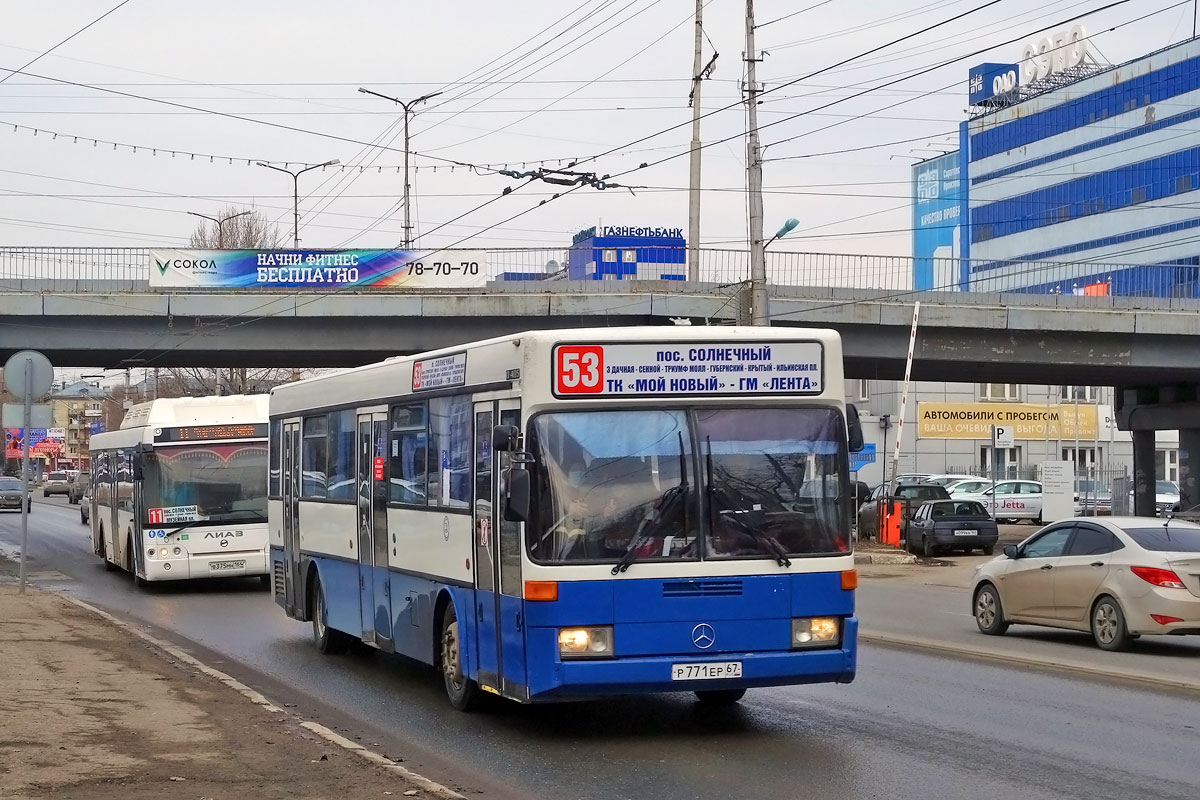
[791,617,840,649]
[159,547,170,558]
[558,626,614,658]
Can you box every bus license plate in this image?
[209,560,245,571]
[671,662,742,681]
[953,529,977,536]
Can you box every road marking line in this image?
[58,592,466,800]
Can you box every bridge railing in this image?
[1,245,1197,299]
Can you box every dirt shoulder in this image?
[0,582,427,800]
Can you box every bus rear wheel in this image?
[694,688,746,706]
[440,604,481,711]
[99,530,115,572]
[312,577,351,655]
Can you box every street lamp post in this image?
[256,160,340,248]
[187,210,251,248]
[358,87,444,250]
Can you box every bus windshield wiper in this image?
[611,483,687,575]
[158,510,266,536]
[705,437,791,567]
[612,434,689,575]
[719,509,792,567]
[158,519,212,536]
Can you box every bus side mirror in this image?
[503,468,530,522]
[131,454,144,481]
[492,424,520,452]
[846,404,865,453]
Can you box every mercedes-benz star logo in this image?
[691,623,715,650]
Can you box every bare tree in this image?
[188,205,284,249]
[155,366,325,398]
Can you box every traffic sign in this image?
[993,425,1015,448]
[3,350,53,400]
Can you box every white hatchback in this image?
[955,480,1045,523]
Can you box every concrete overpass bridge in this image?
[4,281,1197,388]
[4,242,1198,517]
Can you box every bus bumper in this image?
[527,617,857,700]
[143,551,269,581]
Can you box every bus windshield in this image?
[145,443,268,524]
[526,406,848,565]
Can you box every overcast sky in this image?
[0,0,1192,264]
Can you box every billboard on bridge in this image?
[149,249,488,289]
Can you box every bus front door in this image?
[357,412,393,652]
[473,399,526,699]
[281,421,301,616]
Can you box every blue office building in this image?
[914,34,1200,297]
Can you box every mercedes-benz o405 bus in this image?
[270,327,864,709]
[89,394,270,586]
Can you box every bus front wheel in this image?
[312,576,351,655]
[694,688,746,706]
[440,604,481,712]
[127,535,147,587]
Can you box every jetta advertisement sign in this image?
[149,249,488,289]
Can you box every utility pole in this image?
[358,88,444,249]
[745,0,768,325]
[687,0,707,282]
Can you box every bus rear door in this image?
[357,411,393,652]
[281,421,301,615]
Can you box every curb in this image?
[854,551,917,565]
[859,628,1200,694]
[58,593,466,800]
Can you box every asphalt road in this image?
[3,497,1199,800]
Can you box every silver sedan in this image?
[971,516,1200,651]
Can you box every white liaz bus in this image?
[88,395,271,587]
[270,327,864,710]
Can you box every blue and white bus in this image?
[269,327,864,709]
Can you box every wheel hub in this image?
[442,620,464,688]
[977,592,996,627]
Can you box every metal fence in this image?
[1,245,1198,298]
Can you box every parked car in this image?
[1126,480,1180,516]
[80,486,90,525]
[42,471,70,497]
[972,517,1200,651]
[1074,478,1112,516]
[858,481,951,539]
[922,474,982,487]
[945,478,995,496]
[955,479,1045,523]
[906,499,998,556]
[67,471,90,504]
[0,477,32,513]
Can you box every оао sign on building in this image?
[148,249,489,289]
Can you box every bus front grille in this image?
[662,579,743,598]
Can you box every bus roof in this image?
[119,394,270,430]
[270,325,843,417]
